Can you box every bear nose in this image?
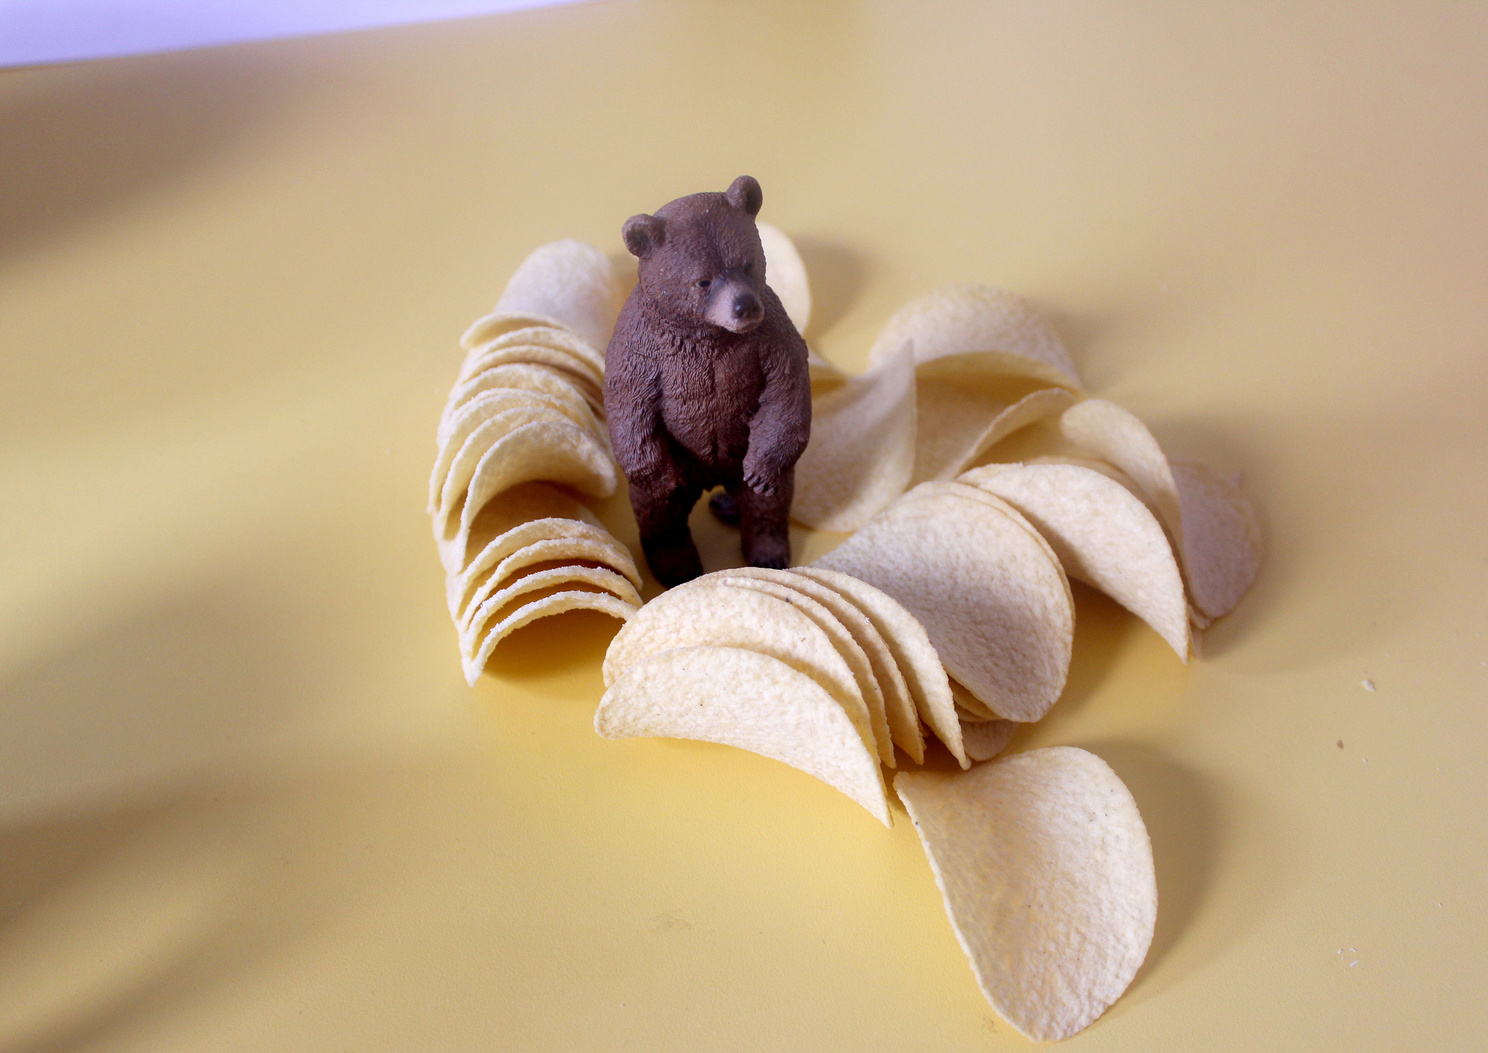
[732,292,762,321]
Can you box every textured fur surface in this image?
[605,176,811,586]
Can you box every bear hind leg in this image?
[631,475,706,587]
[738,472,793,570]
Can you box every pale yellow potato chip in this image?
[960,461,1191,658]
[603,580,873,761]
[794,564,962,769]
[445,361,607,420]
[706,573,890,768]
[457,535,640,623]
[792,339,917,532]
[770,569,925,766]
[438,479,602,579]
[912,381,1075,484]
[816,483,1074,723]
[756,221,811,335]
[461,564,642,653]
[949,677,996,721]
[462,589,636,685]
[462,239,618,353]
[711,567,905,768]
[866,285,1081,389]
[596,645,891,826]
[896,747,1156,1041]
[1170,460,1262,621]
[440,419,617,551]
[460,325,607,383]
[457,342,605,398]
[431,390,603,515]
[433,404,584,529]
[960,718,1018,763]
[1059,399,1260,621]
[807,349,848,393]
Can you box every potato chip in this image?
[959,461,1191,657]
[765,569,925,765]
[459,325,608,385]
[948,676,996,721]
[463,589,637,685]
[433,404,585,529]
[1059,399,1260,621]
[705,573,891,767]
[432,391,603,515]
[816,483,1073,723]
[438,479,602,578]
[463,239,618,353]
[457,534,640,623]
[756,221,811,335]
[792,339,917,532]
[456,342,605,398]
[913,382,1076,483]
[462,564,642,653]
[708,567,907,767]
[440,419,617,552]
[895,747,1157,1041]
[445,361,606,419]
[603,580,874,759]
[791,566,945,767]
[959,718,1018,763]
[1171,461,1262,620]
[596,645,891,826]
[807,349,848,393]
[865,285,1081,389]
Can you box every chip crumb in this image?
[1337,740,1344,749]
[1362,679,1375,691]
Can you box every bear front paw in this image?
[743,468,778,497]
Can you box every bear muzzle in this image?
[705,278,764,334]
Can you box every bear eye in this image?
[697,279,711,289]
[743,262,754,275]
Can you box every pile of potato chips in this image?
[433,230,1260,1041]
[430,241,642,684]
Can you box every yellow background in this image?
[3,2,1486,1049]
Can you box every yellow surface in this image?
[2,2,1486,1049]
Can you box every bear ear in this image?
[725,175,763,217]
[623,214,666,259]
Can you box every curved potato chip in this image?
[960,718,1018,763]
[795,565,962,767]
[439,479,602,579]
[1170,460,1261,621]
[603,580,871,760]
[460,325,607,384]
[791,566,946,767]
[596,645,890,826]
[895,747,1156,1041]
[704,573,889,768]
[816,483,1073,723]
[434,405,584,528]
[432,390,603,514]
[756,221,811,335]
[792,340,916,532]
[949,677,996,721]
[462,564,642,652]
[445,361,606,420]
[442,419,617,550]
[807,349,848,393]
[463,240,618,353]
[458,535,640,625]
[1059,399,1260,621]
[913,383,1076,483]
[463,589,636,684]
[708,567,902,768]
[457,343,605,397]
[866,285,1081,389]
[960,461,1191,657]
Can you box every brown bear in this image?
[604,176,811,587]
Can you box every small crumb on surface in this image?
[1362,679,1375,691]
[1337,739,1344,749]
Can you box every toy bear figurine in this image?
[604,176,811,587]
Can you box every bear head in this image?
[622,175,768,335]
